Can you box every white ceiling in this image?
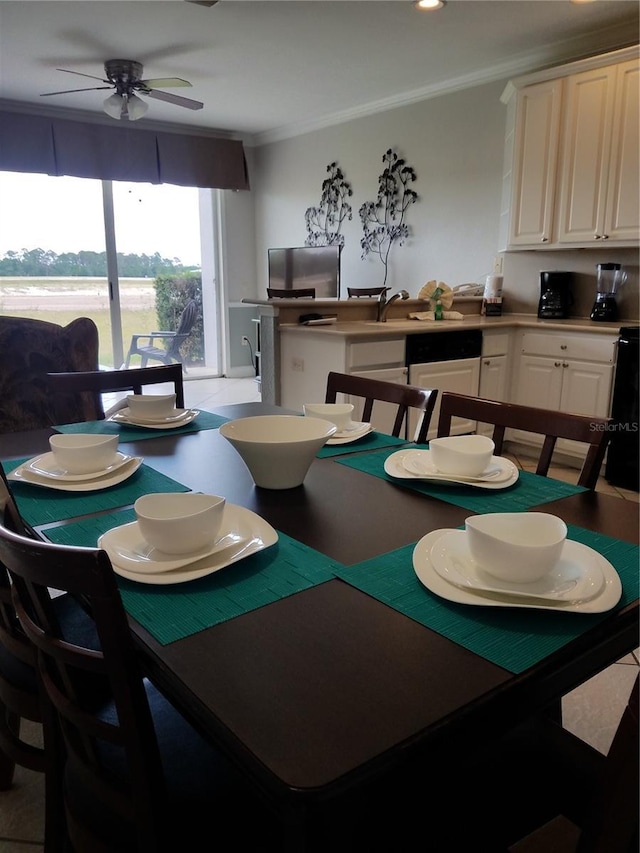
[0,0,638,145]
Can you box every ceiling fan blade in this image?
[140,77,192,89]
[40,86,113,97]
[55,68,109,83]
[145,89,203,110]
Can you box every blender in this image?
[591,263,627,322]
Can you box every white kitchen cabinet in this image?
[279,330,407,434]
[503,47,639,250]
[557,58,639,245]
[349,366,409,435]
[478,331,511,437]
[510,331,616,459]
[508,79,563,246]
[408,357,480,441]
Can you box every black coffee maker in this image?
[538,271,573,319]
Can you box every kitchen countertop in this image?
[276,313,629,338]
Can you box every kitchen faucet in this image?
[377,288,410,322]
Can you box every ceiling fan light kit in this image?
[40,58,203,121]
[103,91,149,121]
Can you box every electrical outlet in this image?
[241,335,250,346]
[292,357,304,372]
[493,255,504,275]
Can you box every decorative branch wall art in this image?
[304,162,353,247]
[359,148,418,288]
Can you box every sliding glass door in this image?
[0,170,218,375]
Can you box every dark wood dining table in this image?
[2,401,639,850]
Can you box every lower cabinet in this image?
[510,331,616,459]
[408,357,481,440]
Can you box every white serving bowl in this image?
[126,393,177,420]
[219,415,336,489]
[428,435,495,477]
[134,492,226,555]
[303,402,355,431]
[49,433,119,475]
[465,512,568,584]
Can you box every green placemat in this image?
[333,524,639,674]
[5,458,189,527]
[44,510,342,645]
[337,449,586,512]
[55,410,229,441]
[317,431,408,458]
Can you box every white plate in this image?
[7,456,143,491]
[402,449,512,483]
[103,504,278,584]
[384,450,519,490]
[114,406,192,425]
[111,408,200,429]
[413,529,622,613]
[25,451,135,482]
[326,422,373,445]
[430,530,604,603]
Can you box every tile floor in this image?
[1,376,638,851]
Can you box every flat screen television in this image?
[267,246,341,298]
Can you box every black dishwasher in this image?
[605,326,639,491]
[405,329,483,365]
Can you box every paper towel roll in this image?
[484,274,503,299]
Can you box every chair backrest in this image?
[47,363,185,421]
[0,316,100,433]
[325,371,438,443]
[166,299,199,360]
[347,287,387,298]
[0,519,168,852]
[0,463,44,778]
[266,288,315,299]
[436,392,612,489]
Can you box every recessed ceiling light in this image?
[570,0,598,4]
[414,0,445,10]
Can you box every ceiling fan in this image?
[40,59,204,121]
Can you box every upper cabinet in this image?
[502,47,639,250]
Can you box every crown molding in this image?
[248,21,638,148]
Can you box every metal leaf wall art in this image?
[304,162,353,247]
[359,148,418,288]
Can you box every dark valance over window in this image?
[0,109,249,190]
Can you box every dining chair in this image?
[346,287,387,298]
[466,674,639,853]
[0,316,100,434]
[266,287,316,298]
[436,392,613,489]
[123,298,199,370]
[0,518,284,853]
[0,462,102,853]
[325,371,438,443]
[47,363,185,422]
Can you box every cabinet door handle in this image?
[602,234,609,240]
[562,362,569,368]
[560,344,567,350]
[554,361,562,367]
[541,237,549,243]
[484,359,490,366]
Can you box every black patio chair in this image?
[124,299,198,370]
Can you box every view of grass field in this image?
[0,278,158,368]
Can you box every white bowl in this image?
[465,512,568,584]
[134,492,226,555]
[428,435,495,477]
[126,393,177,420]
[219,415,336,489]
[303,403,355,431]
[49,433,119,475]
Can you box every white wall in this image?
[251,80,507,299]
[237,73,638,322]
